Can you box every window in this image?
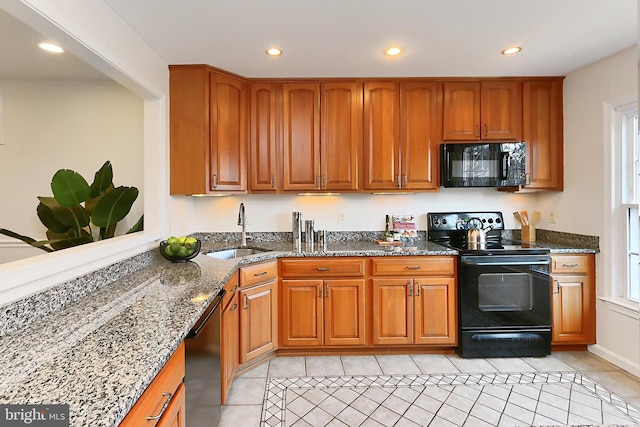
[623,111,639,303]
[612,102,639,307]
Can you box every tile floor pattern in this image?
[220,352,640,427]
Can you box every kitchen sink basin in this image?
[205,247,270,260]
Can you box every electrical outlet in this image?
[549,212,556,224]
[338,212,346,224]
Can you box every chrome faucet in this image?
[238,203,247,246]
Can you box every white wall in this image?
[191,190,543,233]
[538,47,639,375]
[0,80,144,264]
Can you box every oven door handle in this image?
[461,257,549,266]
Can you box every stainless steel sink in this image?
[205,247,270,260]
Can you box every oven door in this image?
[459,254,551,329]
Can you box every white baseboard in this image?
[588,344,640,378]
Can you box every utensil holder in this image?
[292,212,302,246]
[521,225,536,242]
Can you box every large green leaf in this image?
[127,215,144,234]
[38,196,90,229]
[37,202,72,233]
[45,229,93,250]
[0,229,53,252]
[92,186,139,227]
[51,169,90,208]
[85,184,114,215]
[89,161,113,198]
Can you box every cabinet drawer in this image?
[551,255,590,274]
[371,256,455,276]
[221,270,239,310]
[240,261,277,287]
[120,342,185,427]
[280,258,365,277]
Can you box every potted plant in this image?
[0,160,143,252]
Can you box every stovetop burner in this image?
[427,211,549,255]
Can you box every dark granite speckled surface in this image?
[0,230,597,426]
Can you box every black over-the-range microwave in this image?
[440,142,526,188]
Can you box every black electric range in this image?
[428,211,552,358]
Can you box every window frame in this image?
[603,97,640,316]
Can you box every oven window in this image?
[478,273,533,311]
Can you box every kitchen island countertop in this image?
[0,237,596,426]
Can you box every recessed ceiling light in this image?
[37,42,64,54]
[385,47,402,56]
[266,47,283,56]
[501,46,522,56]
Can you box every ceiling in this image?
[0,8,106,80]
[0,1,636,81]
[102,0,637,78]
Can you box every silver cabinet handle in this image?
[315,175,320,189]
[146,392,173,420]
[253,271,268,277]
[476,125,481,138]
[213,174,218,188]
[405,266,421,270]
[271,174,275,189]
[397,173,401,189]
[325,283,330,298]
[562,263,579,268]
[230,303,238,312]
[408,281,413,297]
[416,283,421,297]
[318,285,323,297]
[484,123,488,138]
[244,294,249,309]
[322,175,327,189]
[554,280,560,294]
[316,267,330,271]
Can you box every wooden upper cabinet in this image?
[522,78,564,191]
[443,80,522,141]
[443,81,480,141]
[401,81,441,190]
[364,81,440,191]
[249,83,280,192]
[482,81,522,140]
[210,72,247,191]
[320,82,362,191]
[282,82,320,191]
[169,65,247,194]
[363,82,401,190]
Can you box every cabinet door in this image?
[221,292,239,405]
[282,83,320,191]
[401,81,441,190]
[156,383,186,427]
[320,82,362,191]
[552,274,595,344]
[481,81,522,140]
[169,66,208,195]
[249,83,280,192]
[210,71,247,191]
[443,81,480,141]
[239,281,278,363]
[522,79,563,190]
[371,278,413,345]
[413,278,457,345]
[363,82,401,190]
[324,279,366,346]
[280,279,323,347]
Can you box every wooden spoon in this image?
[530,210,541,225]
[513,211,523,225]
[519,210,529,226]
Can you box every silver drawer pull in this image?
[147,392,173,420]
[253,271,268,277]
[230,303,238,312]
[316,267,330,271]
[405,266,421,270]
[562,263,579,268]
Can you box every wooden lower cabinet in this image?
[371,277,456,346]
[280,278,366,346]
[551,254,596,345]
[221,291,239,405]
[239,263,278,364]
[120,343,186,427]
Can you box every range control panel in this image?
[427,212,505,232]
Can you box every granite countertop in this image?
[0,237,596,426]
[0,240,455,427]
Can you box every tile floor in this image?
[220,352,640,427]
